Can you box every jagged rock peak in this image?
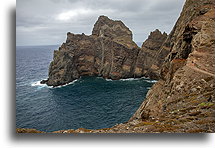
[44,15,140,87]
[92,15,132,40]
[148,29,167,39]
[142,29,168,50]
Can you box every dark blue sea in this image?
[16,45,156,132]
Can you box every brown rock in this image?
[46,16,141,86]
[131,0,215,133]
[134,29,168,79]
[32,0,215,133]
[141,29,167,50]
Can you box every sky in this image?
[16,0,186,46]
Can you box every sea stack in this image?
[44,16,166,87]
[18,0,215,133]
[50,0,215,133]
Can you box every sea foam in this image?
[53,79,79,88]
[31,80,46,87]
[144,80,158,83]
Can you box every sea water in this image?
[16,45,156,132]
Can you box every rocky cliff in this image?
[135,29,168,79]
[43,16,166,87]
[44,16,140,86]
[55,0,215,133]
[19,0,215,133]
[119,0,215,133]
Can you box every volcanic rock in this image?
[130,0,215,133]
[19,0,215,133]
[45,16,164,87]
[134,29,168,79]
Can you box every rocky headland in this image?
[41,15,167,87]
[17,0,215,133]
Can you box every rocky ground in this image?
[17,0,215,133]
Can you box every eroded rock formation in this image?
[53,0,215,133]
[134,29,168,79]
[128,0,215,133]
[44,16,166,87]
[20,0,215,133]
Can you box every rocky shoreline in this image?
[41,15,168,87]
[17,0,215,133]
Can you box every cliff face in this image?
[45,16,139,86]
[52,0,215,133]
[21,0,215,133]
[44,16,165,87]
[92,16,137,49]
[141,29,167,50]
[128,0,215,133]
[134,29,168,79]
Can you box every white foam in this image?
[31,80,52,90]
[53,79,78,88]
[31,79,79,89]
[31,81,46,87]
[144,80,158,83]
[105,79,113,81]
[119,78,140,81]
[105,77,151,82]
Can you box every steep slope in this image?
[128,0,215,133]
[17,0,215,133]
[52,0,215,133]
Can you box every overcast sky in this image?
[16,0,185,46]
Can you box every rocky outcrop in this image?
[134,29,168,79]
[92,16,137,49]
[54,0,215,133]
[18,0,215,133]
[141,29,167,50]
[129,0,215,133]
[45,16,140,87]
[44,16,165,87]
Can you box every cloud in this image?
[56,8,115,21]
[16,0,185,46]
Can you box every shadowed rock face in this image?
[45,16,166,87]
[18,0,215,133]
[134,29,168,79]
[51,0,215,133]
[130,0,215,133]
[142,29,167,50]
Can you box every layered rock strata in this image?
[135,29,168,79]
[18,0,215,133]
[43,16,167,87]
[128,0,215,133]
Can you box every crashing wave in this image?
[53,79,79,88]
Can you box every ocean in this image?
[16,45,156,132]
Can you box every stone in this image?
[141,29,167,50]
[20,0,215,133]
[40,79,48,84]
[130,0,215,133]
[44,16,167,86]
[134,29,168,79]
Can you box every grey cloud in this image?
[16,0,185,46]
